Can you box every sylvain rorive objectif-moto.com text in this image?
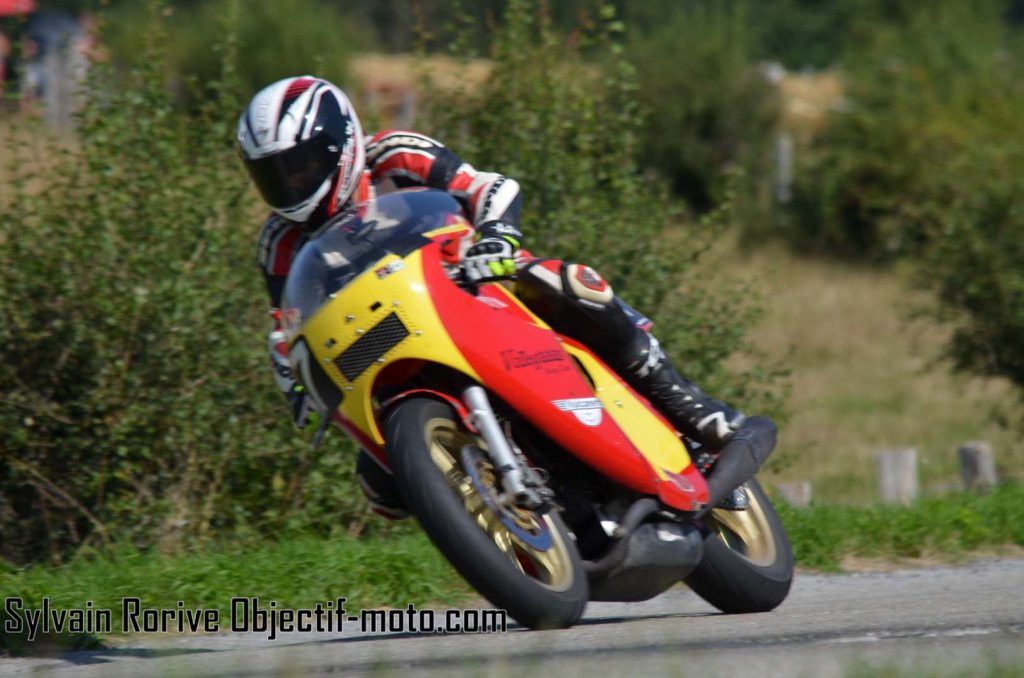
[3,596,507,640]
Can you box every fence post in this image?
[774,131,794,204]
[959,441,997,493]
[878,448,918,505]
[774,480,812,507]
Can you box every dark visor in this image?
[244,133,341,209]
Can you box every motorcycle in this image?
[280,189,793,630]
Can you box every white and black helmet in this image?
[238,76,365,224]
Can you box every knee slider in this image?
[565,264,614,307]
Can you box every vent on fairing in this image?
[335,312,410,381]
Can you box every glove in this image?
[463,236,518,283]
[269,329,316,429]
[286,384,317,429]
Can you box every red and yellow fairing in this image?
[291,230,708,511]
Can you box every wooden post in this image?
[959,441,997,492]
[775,131,794,204]
[878,448,918,505]
[775,481,812,507]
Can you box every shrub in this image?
[0,1,364,566]
[625,0,780,214]
[102,0,361,107]
[785,1,1018,258]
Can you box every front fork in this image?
[461,385,550,510]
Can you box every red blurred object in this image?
[0,0,36,17]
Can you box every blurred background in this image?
[1,0,1022,569]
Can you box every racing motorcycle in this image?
[281,189,793,630]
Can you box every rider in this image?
[237,76,776,517]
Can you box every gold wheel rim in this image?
[423,417,575,592]
[708,484,778,567]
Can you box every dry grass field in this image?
[718,240,1022,503]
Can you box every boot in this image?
[618,332,745,448]
[701,416,777,509]
[617,332,776,509]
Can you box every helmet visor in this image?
[244,133,341,210]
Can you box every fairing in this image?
[283,190,708,511]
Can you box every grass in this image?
[714,240,1023,503]
[0,531,472,654]
[775,482,1024,572]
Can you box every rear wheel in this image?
[385,397,588,629]
[684,478,793,613]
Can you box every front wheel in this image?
[385,397,588,629]
[684,478,794,613]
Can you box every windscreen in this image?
[282,190,464,331]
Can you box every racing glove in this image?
[269,328,316,429]
[286,384,317,429]
[463,221,523,283]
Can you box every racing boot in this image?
[618,332,777,510]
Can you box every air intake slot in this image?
[335,313,410,381]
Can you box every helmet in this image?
[238,76,365,224]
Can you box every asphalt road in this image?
[4,559,1024,677]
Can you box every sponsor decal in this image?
[481,177,504,217]
[501,349,570,373]
[375,260,406,279]
[492,223,520,236]
[552,397,604,427]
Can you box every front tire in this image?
[684,478,793,613]
[385,397,588,629]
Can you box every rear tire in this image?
[684,478,793,613]
[385,397,588,629]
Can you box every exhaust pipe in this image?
[582,497,660,575]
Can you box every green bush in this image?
[102,0,361,107]
[0,2,364,566]
[786,1,1015,258]
[626,0,780,214]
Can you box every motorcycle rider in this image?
[238,76,776,517]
